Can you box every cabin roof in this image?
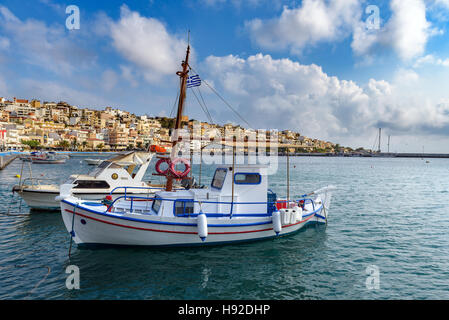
[107,151,152,166]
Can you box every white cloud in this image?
[0,5,96,75]
[414,54,449,67]
[245,0,440,62]
[352,0,436,61]
[393,69,419,85]
[108,5,189,83]
[245,0,362,54]
[388,0,431,60]
[203,53,449,149]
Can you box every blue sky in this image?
[1,0,449,152]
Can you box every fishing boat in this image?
[13,151,165,210]
[59,41,336,247]
[31,151,66,164]
[19,151,38,162]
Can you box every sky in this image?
[1,0,449,152]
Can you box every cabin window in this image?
[152,197,162,213]
[234,173,261,185]
[89,161,120,177]
[73,180,110,189]
[174,201,194,216]
[211,168,227,190]
[97,161,111,169]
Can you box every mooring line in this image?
[25,265,51,299]
[0,264,52,299]
[68,204,78,257]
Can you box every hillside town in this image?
[0,97,361,154]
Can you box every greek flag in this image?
[187,74,201,88]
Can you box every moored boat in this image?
[31,151,66,164]
[13,151,164,210]
[60,164,335,246]
[59,39,337,248]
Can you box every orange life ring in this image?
[155,158,171,175]
[169,158,191,178]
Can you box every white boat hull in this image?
[31,159,66,164]
[60,198,325,247]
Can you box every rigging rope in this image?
[188,65,253,128]
[191,87,213,124]
[196,87,214,123]
[169,91,180,118]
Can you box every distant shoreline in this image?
[288,152,449,158]
[2,151,449,159]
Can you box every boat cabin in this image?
[151,165,270,218]
[65,152,154,192]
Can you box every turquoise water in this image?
[1,155,449,299]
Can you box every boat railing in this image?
[104,194,317,216]
[19,177,60,187]
[274,198,316,211]
[109,186,168,198]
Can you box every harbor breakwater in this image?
[0,152,19,170]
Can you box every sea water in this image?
[1,155,448,299]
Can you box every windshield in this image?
[152,196,162,213]
[211,168,227,189]
[88,161,118,177]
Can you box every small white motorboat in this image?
[31,151,66,164]
[19,151,38,162]
[13,151,164,210]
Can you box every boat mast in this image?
[378,128,382,153]
[387,135,390,153]
[166,38,190,192]
[287,149,290,204]
[174,45,190,133]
